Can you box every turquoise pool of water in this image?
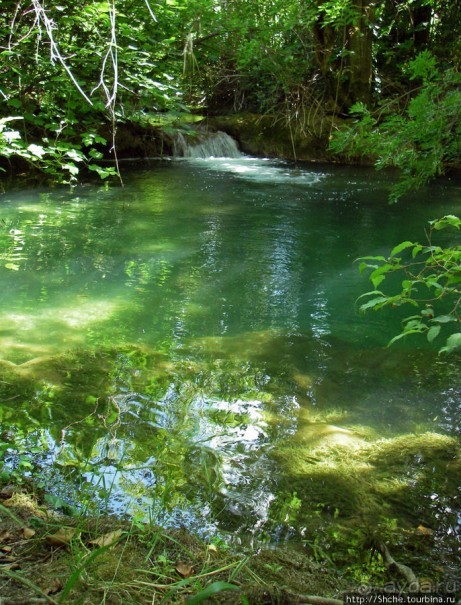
[0,157,460,560]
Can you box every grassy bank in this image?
[0,481,350,605]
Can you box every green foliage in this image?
[0,117,116,183]
[0,0,184,181]
[1,0,460,183]
[186,581,240,604]
[358,215,461,353]
[331,53,461,201]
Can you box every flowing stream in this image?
[0,148,460,570]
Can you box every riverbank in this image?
[110,112,360,164]
[0,480,350,605]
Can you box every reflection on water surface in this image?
[0,158,460,574]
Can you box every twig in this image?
[295,595,343,605]
[374,541,419,590]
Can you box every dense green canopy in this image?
[1,0,460,186]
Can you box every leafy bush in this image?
[331,52,461,201]
[358,215,461,353]
[0,117,116,183]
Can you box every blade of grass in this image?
[186,581,240,604]
[59,539,124,603]
[0,568,60,605]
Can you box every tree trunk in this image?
[347,0,374,106]
[313,0,375,110]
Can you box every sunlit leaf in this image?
[175,562,194,578]
[62,163,79,176]
[390,241,414,258]
[22,527,36,539]
[439,332,461,354]
[27,144,46,158]
[46,527,77,546]
[88,529,123,548]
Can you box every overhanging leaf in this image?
[427,325,441,343]
[388,329,425,346]
[439,332,461,354]
[390,240,414,258]
[431,315,457,323]
[359,296,389,312]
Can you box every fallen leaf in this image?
[1,546,13,553]
[0,531,13,542]
[46,527,76,546]
[44,578,62,595]
[0,484,18,498]
[207,544,218,554]
[175,562,194,578]
[23,527,36,539]
[416,525,434,536]
[88,529,123,548]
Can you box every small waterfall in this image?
[173,130,241,159]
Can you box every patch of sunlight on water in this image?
[0,300,122,360]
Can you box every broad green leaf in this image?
[401,280,414,290]
[388,329,425,346]
[427,325,441,343]
[358,261,374,274]
[431,315,457,323]
[356,290,385,301]
[359,296,389,312]
[63,163,79,176]
[421,307,434,317]
[431,215,461,230]
[371,274,386,288]
[27,144,46,158]
[439,332,461,354]
[356,255,387,262]
[422,246,442,254]
[403,314,424,322]
[404,319,426,331]
[369,263,394,288]
[390,240,414,258]
[412,244,423,258]
[426,279,443,290]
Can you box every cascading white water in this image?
[173,129,325,186]
[173,130,241,159]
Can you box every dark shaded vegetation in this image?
[0,0,460,193]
